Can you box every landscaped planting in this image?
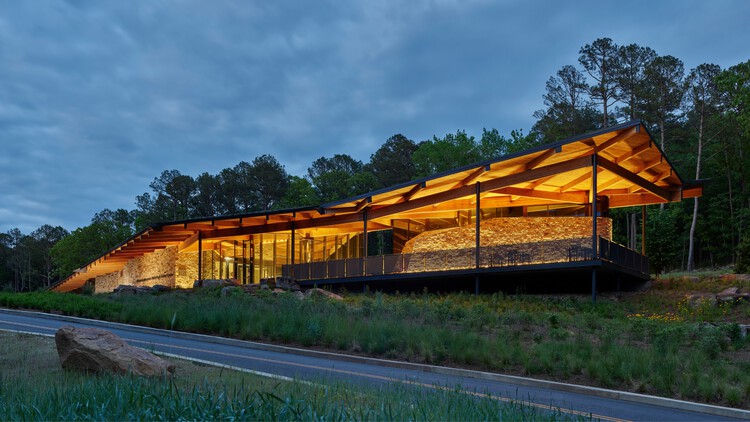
[1,274,749,408]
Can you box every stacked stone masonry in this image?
[399,217,612,272]
[175,251,214,289]
[402,217,612,253]
[95,246,177,293]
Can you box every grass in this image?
[1,273,750,408]
[0,332,571,421]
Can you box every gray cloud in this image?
[0,0,748,233]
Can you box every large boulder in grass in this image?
[113,285,137,296]
[55,326,175,377]
[275,276,301,291]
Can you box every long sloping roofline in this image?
[50,120,701,292]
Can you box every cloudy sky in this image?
[1,0,748,234]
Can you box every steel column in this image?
[363,209,368,276]
[641,205,646,255]
[291,221,295,266]
[197,231,203,285]
[592,154,598,257]
[592,154,598,304]
[475,182,481,295]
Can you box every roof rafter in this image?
[596,155,670,200]
[492,187,588,204]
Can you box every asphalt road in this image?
[0,308,746,421]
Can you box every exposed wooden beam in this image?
[529,175,555,189]
[599,188,630,196]
[402,181,426,202]
[178,231,200,251]
[631,157,662,174]
[596,125,638,153]
[596,155,671,200]
[615,140,651,164]
[492,187,588,204]
[609,193,670,208]
[683,186,702,199]
[480,154,593,192]
[595,174,623,191]
[452,165,489,189]
[559,168,600,193]
[355,196,372,212]
[157,226,206,234]
[525,148,557,170]
[198,212,364,240]
[649,169,672,184]
[369,155,592,220]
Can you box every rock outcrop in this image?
[55,326,175,377]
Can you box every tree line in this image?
[2,37,749,290]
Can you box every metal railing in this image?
[283,236,648,281]
[598,237,649,275]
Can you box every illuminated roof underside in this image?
[51,120,701,292]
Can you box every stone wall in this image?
[396,217,612,272]
[175,251,214,289]
[95,246,177,293]
[402,217,612,253]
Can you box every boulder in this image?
[55,326,175,377]
[293,290,305,300]
[686,294,717,308]
[275,276,301,291]
[718,287,740,296]
[304,288,344,301]
[113,285,137,296]
[193,279,239,289]
[151,284,171,293]
[259,278,276,289]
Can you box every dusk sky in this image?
[1,0,748,234]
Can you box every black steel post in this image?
[592,154,598,257]
[475,181,481,268]
[197,231,203,285]
[592,267,597,304]
[363,209,368,276]
[475,181,481,295]
[291,221,296,267]
[591,154,598,304]
[641,205,646,255]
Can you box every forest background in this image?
[3,38,750,291]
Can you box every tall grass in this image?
[1,286,749,407]
[0,332,566,421]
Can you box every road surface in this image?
[0,309,745,421]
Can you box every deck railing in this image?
[598,237,649,275]
[283,237,648,281]
[283,237,647,281]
